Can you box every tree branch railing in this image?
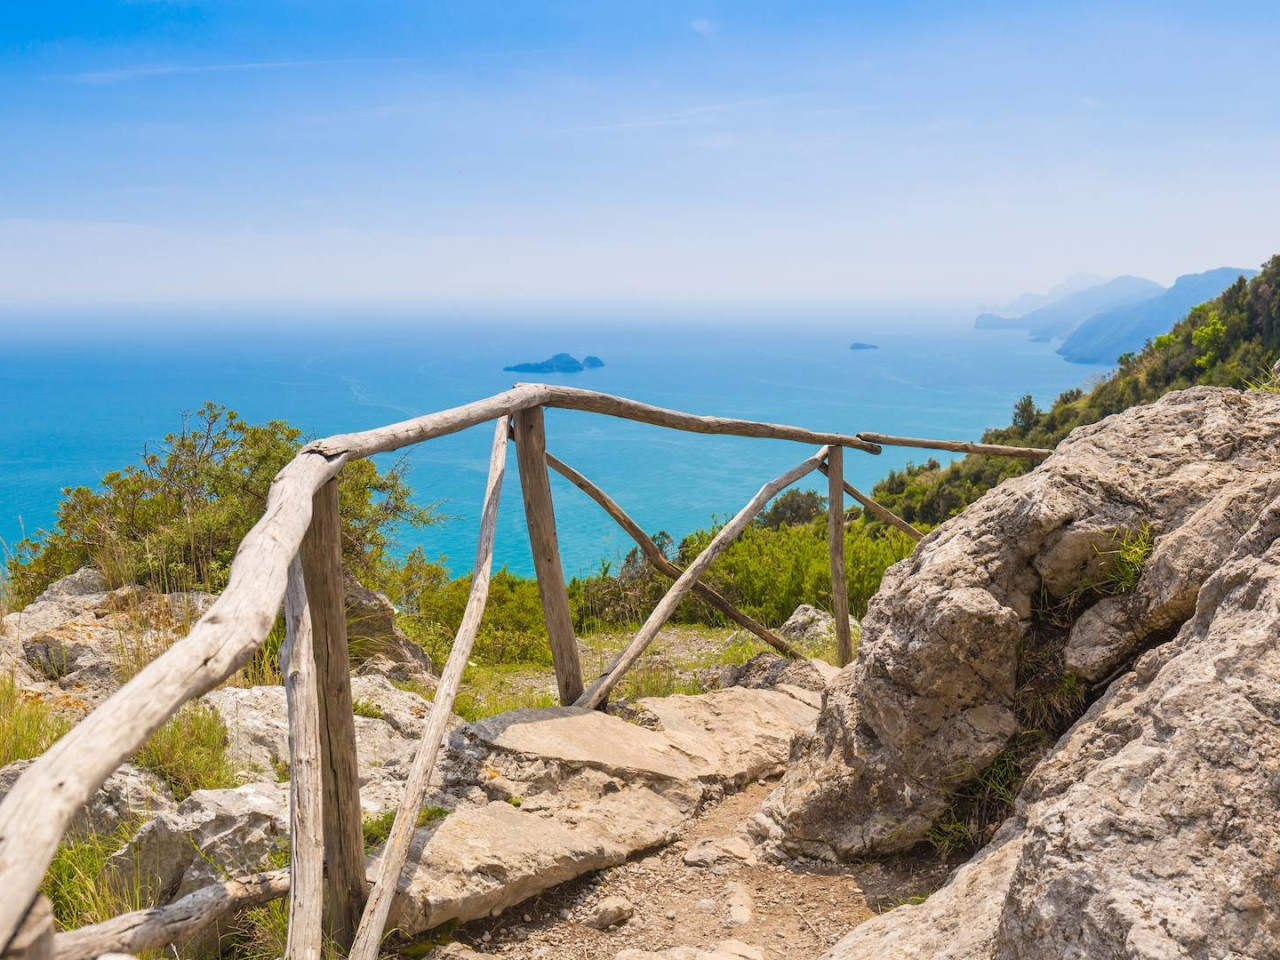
[0,384,1058,960]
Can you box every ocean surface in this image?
[0,312,1109,579]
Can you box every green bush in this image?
[570,513,915,634]
[6,402,435,608]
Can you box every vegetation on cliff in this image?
[873,256,1280,527]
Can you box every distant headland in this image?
[849,342,879,351]
[503,353,605,374]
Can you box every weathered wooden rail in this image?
[0,385,1052,960]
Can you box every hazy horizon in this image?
[3,2,1278,315]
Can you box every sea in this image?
[0,309,1109,579]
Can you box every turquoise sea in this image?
[0,311,1109,579]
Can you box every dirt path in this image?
[416,781,952,959]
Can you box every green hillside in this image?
[873,256,1280,527]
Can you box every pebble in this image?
[583,895,635,930]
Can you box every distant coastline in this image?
[503,352,605,373]
[849,342,879,351]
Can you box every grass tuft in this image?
[43,818,148,933]
[1093,523,1154,595]
[352,698,385,720]
[362,806,450,853]
[0,672,70,767]
[133,702,239,801]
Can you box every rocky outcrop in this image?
[756,387,1280,861]
[777,604,859,648]
[1,571,213,706]
[113,781,290,902]
[828,486,1280,959]
[344,576,436,688]
[203,674,440,807]
[0,760,173,838]
[385,686,819,936]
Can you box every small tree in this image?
[1011,394,1041,435]
[756,488,828,530]
[7,403,435,606]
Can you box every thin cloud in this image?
[585,93,811,131]
[689,19,715,37]
[60,58,400,85]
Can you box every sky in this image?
[1,1,1278,311]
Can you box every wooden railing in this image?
[0,384,1051,960]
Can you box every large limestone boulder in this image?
[756,387,1280,860]
[1,570,213,708]
[202,674,441,808]
[112,781,290,901]
[0,760,173,838]
[387,686,820,936]
[828,489,1280,959]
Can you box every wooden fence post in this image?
[3,896,52,960]
[282,557,324,960]
[512,407,584,705]
[299,479,366,948]
[576,447,828,709]
[826,447,854,667]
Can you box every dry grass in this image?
[0,671,71,767]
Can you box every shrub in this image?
[6,403,435,608]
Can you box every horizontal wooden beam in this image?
[853,432,1051,460]
[531,385,882,454]
[52,871,289,960]
[304,384,550,459]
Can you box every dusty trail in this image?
[423,781,951,959]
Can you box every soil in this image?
[411,781,954,959]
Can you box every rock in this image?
[718,652,836,694]
[202,676,446,811]
[683,835,757,868]
[344,576,435,685]
[113,781,289,902]
[422,945,487,960]
[2,572,215,707]
[757,388,1280,861]
[584,895,635,929]
[830,490,1280,958]
[723,881,753,926]
[632,687,819,788]
[0,760,173,838]
[36,567,108,599]
[388,687,817,936]
[777,605,860,647]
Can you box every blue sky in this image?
[2,1,1278,309]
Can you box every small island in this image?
[504,352,605,374]
[849,342,879,351]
